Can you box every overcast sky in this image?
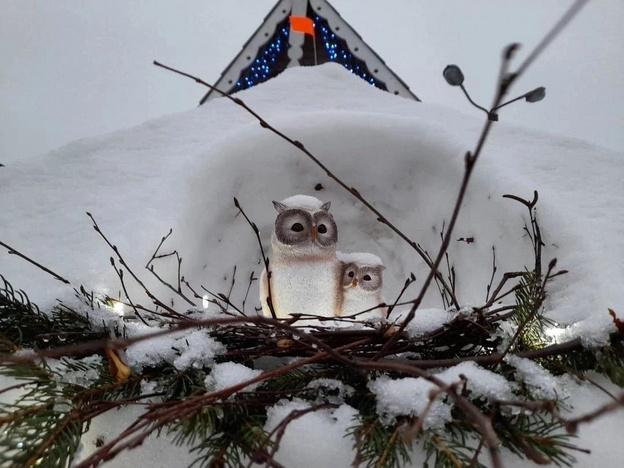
[1,0,622,164]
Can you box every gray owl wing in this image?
[259,268,272,318]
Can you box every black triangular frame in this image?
[199,0,419,104]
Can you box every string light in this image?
[315,15,387,91]
[113,301,124,315]
[231,14,388,94]
[544,325,567,344]
[202,295,210,309]
[234,21,290,92]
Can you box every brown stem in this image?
[0,240,70,284]
[86,212,190,321]
[145,228,196,307]
[563,393,624,434]
[234,197,277,318]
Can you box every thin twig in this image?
[86,213,189,321]
[376,0,585,358]
[0,240,70,284]
[225,265,237,312]
[200,284,246,317]
[563,393,624,434]
[109,258,149,326]
[242,271,257,314]
[234,197,277,319]
[145,228,196,307]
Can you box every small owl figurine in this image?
[260,195,341,319]
[337,252,387,319]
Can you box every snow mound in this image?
[0,63,622,343]
[1,62,623,468]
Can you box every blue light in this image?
[234,24,290,91]
[315,15,385,91]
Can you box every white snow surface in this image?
[204,362,263,394]
[1,63,624,466]
[125,327,224,372]
[50,355,103,388]
[505,355,562,401]
[336,251,383,266]
[261,399,359,467]
[393,307,465,338]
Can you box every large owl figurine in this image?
[337,252,387,320]
[260,195,341,319]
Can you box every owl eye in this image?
[291,223,304,232]
[363,275,372,281]
[348,271,355,278]
[317,224,327,234]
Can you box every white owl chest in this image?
[341,290,385,319]
[271,259,340,318]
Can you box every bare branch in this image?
[0,240,70,284]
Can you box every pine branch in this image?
[348,396,411,468]
[0,274,107,351]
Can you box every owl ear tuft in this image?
[272,201,287,213]
[321,201,331,212]
[378,265,387,271]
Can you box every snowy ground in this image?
[1,64,623,466]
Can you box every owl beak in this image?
[351,278,358,287]
[310,226,317,241]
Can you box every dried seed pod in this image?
[443,65,465,86]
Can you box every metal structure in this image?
[199,0,419,104]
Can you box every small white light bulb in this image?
[544,326,566,344]
[113,301,124,314]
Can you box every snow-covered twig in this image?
[355,358,503,468]
[75,339,371,468]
